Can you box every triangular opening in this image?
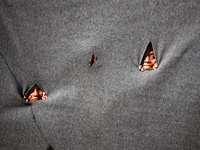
[139,42,157,72]
[24,84,47,102]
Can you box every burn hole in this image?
[90,54,96,66]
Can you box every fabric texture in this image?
[1,0,200,149]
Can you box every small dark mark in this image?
[47,145,54,150]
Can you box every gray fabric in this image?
[1,0,200,149]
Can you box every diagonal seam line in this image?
[30,105,54,149]
[0,52,23,96]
